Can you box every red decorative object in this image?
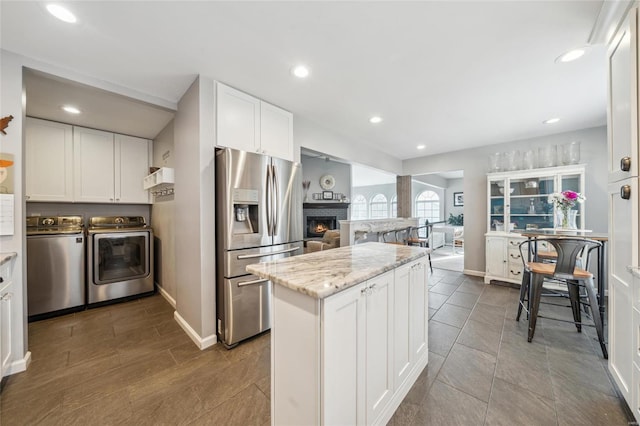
[0,115,14,135]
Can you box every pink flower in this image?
[562,190,578,200]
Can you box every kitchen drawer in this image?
[508,248,523,265]
[507,237,525,250]
[508,264,524,282]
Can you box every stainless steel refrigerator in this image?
[215,147,303,347]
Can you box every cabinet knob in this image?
[621,185,631,200]
[621,156,631,172]
[116,198,120,202]
[25,195,30,200]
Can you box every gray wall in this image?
[445,178,464,219]
[301,155,351,202]
[403,126,607,274]
[174,76,216,347]
[26,203,150,224]
[150,120,176,302]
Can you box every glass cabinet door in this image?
[488,178,507,231]
[557,173,583,228]
[507,175,555,231]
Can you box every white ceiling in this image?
[0,1,615,159]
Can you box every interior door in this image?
[271,157,303,246]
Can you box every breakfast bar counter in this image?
[248,242,430,426]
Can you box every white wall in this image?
[294,115,403,175]
[403,126,607,274]
[151,120,176,302]
[174,76,216,348]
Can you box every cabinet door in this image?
[410,259,428,363]
[216,83,260,153]
[260,101,293,161]
[366,271,394,424]
[393,263,412,388]
[74,127,115,202]
[608,178,637,402]
[116,134,151,203]
[0,278,11,378]
[485,237,506,279]
[323,282,366,426]
[608,9,638,182]
[25,118,73,201]
[488,178,507,231]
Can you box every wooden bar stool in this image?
[515,238,606,358]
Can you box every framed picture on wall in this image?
[453,192,464,207]
[322,191,334,200]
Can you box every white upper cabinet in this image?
[25,117,74,202]
[608,9,638,182]
[73,126,151,204]
[216,82,294,161]
[216,82,261,154]
[116,134,151,204]
[260,101,293,161]
[73,127,115,203]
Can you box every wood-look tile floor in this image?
[0,270,633,425]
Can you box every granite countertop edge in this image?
[247,242,427,299]
[0,252,17,267]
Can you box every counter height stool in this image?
[515,238,606,358]
[408,225,433,272]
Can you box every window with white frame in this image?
[415,190,440,223]
[390,195,397,218]
[351,194,368,220]
[370,194,388,219]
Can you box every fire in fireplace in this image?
[306,216,337,238]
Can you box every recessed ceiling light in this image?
[61,105,81,114]
[556,48,586,63]
[543,118,560,124]
[291,65,310,78]
[417,144,426,150]
[46,4,77,23]
[369,116,382,124]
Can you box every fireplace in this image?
[307,216,337,238]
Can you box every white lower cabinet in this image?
[484,234,525,285]
[0,258,15,378]
[272,257,428,426]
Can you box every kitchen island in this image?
[247,242,429,426]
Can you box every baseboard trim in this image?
[463,269,485,278]
[173,311,217,350]
[6,351,31,376]
[157,285,176,308]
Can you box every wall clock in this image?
[320,174,335,190]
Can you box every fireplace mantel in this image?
[303,203,350,209]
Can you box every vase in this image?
[304,190,309,203]
[556,208,577,229]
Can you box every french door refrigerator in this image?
[215,147,303,347]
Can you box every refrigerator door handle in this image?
[266,165,273,236]
[273,164,280,233]
[237,278,270,287]
[237,247,299,259]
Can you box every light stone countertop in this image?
[246,242,427,299]
[0,252,17,267]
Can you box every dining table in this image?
[517,229,609,357]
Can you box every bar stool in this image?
[381,230,402,245]
[407,225,433,272]
[515,238,606,358]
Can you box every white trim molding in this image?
[6,351,31,376]
[463,269,485,278]
[157,285,176,308]
[174,311,217,350]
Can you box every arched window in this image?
[351,194,368,220]
[370,194,388,219]
[390,195,397,218]
[415,190,440,223]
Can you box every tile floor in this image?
[0,269,633,425]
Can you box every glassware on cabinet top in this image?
[538,145,557,168]
[561,141,580,165]
[488,153,502,172]
[522,150,536,169]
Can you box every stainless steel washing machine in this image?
[26,216,85,320]
[87,216,154,305]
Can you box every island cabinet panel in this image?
[270,255,428,426]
